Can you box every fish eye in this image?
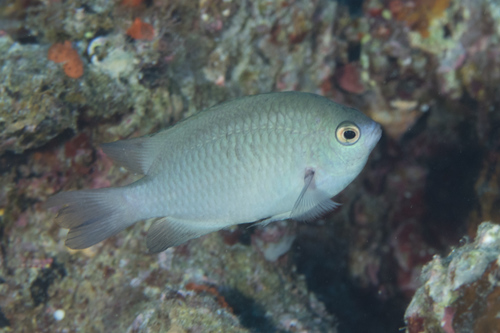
[336,122,360,145]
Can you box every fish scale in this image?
[45,91,381,252]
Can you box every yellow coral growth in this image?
[389,0,451,38]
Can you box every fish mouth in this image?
[363,122,382,150]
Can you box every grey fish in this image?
[45,91,382,253]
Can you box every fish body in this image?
[46,91,381,252]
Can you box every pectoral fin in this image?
[290,169,339,222]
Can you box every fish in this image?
[45,91,382,253]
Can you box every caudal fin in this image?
[44,188,139,249]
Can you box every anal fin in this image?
[254,212,290,227]
[146,217,223,253]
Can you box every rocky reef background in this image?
[1,0,500,332]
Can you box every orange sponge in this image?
[126,18,154,41]
[48,41,84,79]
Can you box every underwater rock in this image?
[0,36,78,154]
[252,221,297,262]
[405,222,500,333]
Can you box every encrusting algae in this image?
[126,18,155,41]
[47,41,84,79]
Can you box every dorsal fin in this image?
[101,133,163,175]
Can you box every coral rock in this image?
[405,222,500,333]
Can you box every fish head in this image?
[315,104,382,193]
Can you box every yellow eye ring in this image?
[336,122,360,145]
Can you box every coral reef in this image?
[1,0,500,331]
[405,222,500,333]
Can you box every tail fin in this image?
[44,188,139,249]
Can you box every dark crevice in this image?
[219,287,279,333]
[29,259,66,307]
[34,128,76,152]
[423,142,483,247]
[338,0,365,17]
[294,233,406,333]
[347,42,361,62]
[0,308,9,328]
[0,223,11,276]
[16,30,38,44]
[0,151,27,175]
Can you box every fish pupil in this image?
[344,130,356,140]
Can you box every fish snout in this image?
[363,122,382,150]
